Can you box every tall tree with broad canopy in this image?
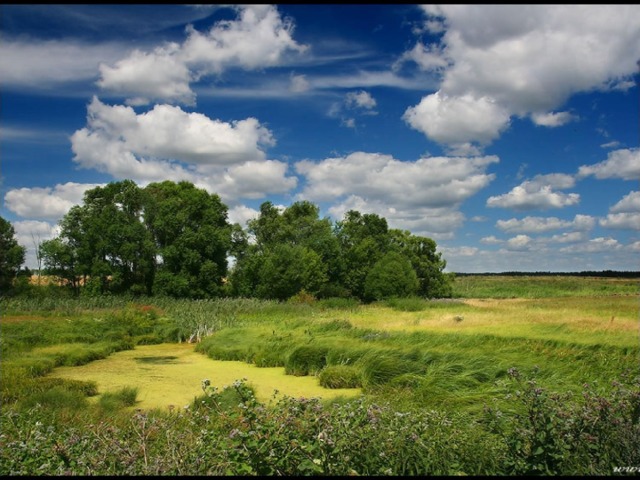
[255,244,328,300]
[334,210,391,300]
[52,180,156,295]
[143,180,231,298]
[0,216,26,294]
[232,200,337,299]
[389,229,454,298]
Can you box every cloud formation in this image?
[404,5,640,148]
[578,148,640,181]
[97,5,308,105]
[496,214,595,234]
[296,152,498,236]
[70,97,296,202]
[487,173,580,211]
[4,182,103,220]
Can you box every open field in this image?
[1,274,638,475]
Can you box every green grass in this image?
[452,274,638,298]
[1,276,638,476]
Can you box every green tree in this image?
[335,210,390,299]
[0,216,26,293]
[144,181,231,298]
[234,200,338,298]
[389,229,454,298]
[255,244,328,300]
[61,180,155,295]
[363,251,419,301]
[40,237,80,293]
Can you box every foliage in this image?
[255,245,328,300]
[484,368,640,476]
[364,251,419,301]
[39,180,231,299]
[0,215,26,295]
[144,180,230,299]
[2,374,637,476]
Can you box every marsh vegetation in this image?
[1,275,638,475]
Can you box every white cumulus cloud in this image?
[4,182,103,220]
[496,214,595,233]
[70,97,296,202]
[487,174,580,211]
[610,191,640,213]
[578,148,640,181]
[404,5,640,148]
[97,5,308,105]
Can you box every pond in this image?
[50,343,361,411]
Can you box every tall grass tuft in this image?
[98,386,139,412]
[285,345,330,376]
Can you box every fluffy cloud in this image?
[487,174,579,211]
[182,5,307,73]
[578,148,640,181]
[403,92,510,147]
[297,152,497,207]
[599,213,640,230]
[70,97,296,202]
[98,5,308,105]
[404,5,640,147]
[496,214,595,233]
[610,191,640,213]
[530,111,578,127]
[228,204,259,227]
[394,42,449,73]
[296,152,497,237]
[4,182,103,220]
[505,234,534,251]
[345,90,377,111]
[98,44,195,106]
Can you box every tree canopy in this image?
[38,180,453,300]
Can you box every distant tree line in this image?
[454,271,640,278]
[0,180,454,301]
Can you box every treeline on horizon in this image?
[454,271,640,278]
[1,179,454,301]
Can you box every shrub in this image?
[285,345,329,376]
[318,365,362,389]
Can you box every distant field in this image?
[451,274,638,298]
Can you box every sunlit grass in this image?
[340,296,638,348]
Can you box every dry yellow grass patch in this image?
[340,297,638,347]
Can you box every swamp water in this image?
[50,343,361,411]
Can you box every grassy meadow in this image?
[1,274,638,475]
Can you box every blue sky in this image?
[1,4,639,273]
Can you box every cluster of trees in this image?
[2,180,454,301]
